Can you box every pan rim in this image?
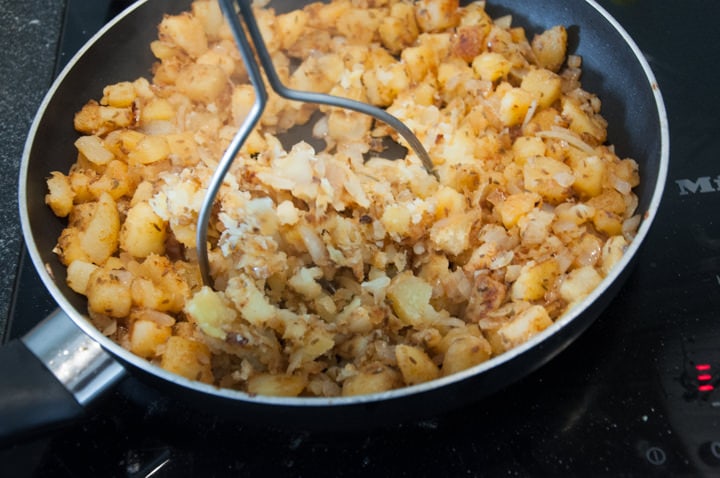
[18,0,669,408]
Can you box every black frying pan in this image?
[0,0,668,442]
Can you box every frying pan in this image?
[1,0,668,441]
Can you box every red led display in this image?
[694,364,715,394]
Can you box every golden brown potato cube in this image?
[140,97,175,123]
[510,258,561,301]
[66,260,99,295]
[81,192,120,265]
[185,286,237,340]
[499,87,535,127]
[120,201,167,258]
[247,374,308,397]
[472,52,511,82]
[379,2,419,54]
[175,63,228,104]
[498,305,552,348]
[341,366,402,396]
[129,319,172,359]
[396,344,440,385]
[415,0,460,33]
[55,227,89,265]
[591,209,623,236]
[75,135,115,166]
[569,154,606,198]
[45,172,75,217]
[158,12,208,58]
[160,336,214,383]
[561,97,607,144]
[86,267,132,318]
[587,189,627,216]
[442,334,491,376]
[497,192,541,228]
[523,156,575,204]
[127,135,170,165]
[381,205,412,236]
[532,25,567,72]
[559,265,603,305]
[88,160,132,201]
[520,68,562,109]
[191,0,224,40]
[600,235,628,275]
[387,272,436,327]
[73,100,133,135]
[101,81,136,108]
[429,211,476,256]
[512,137,546,165]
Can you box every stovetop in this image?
[2,0,720,476]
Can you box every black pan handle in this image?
[0,309,126,444]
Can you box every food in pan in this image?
[45,0,641,397]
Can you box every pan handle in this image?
[0,308,126,444]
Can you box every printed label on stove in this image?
[675,177,720,195]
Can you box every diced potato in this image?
[101,81,137,108]
[73,101,133,135]
[129,319,172,358]
[429,211,476,256]
[81,193,120,265]
[569,154,606,198]
[127,135,170,165]
[131,277,167,311]
[387,272,436,327]
[140,97,175,123]
[561,97,607,144]
[523,156,575,203]
[130,255,190,313]
[520,68,562,108]
[275,9,308,50]
[45,172,74,217]
[185,286,237,340]
[532,25,567,72]
[497,192,541,228]
[415,0,460,33]
[158,12,208,58]
[442,334,491,376]
[191,0,224,40]
[175,63,228,104]
[512,137,545,165]
[559,265,603,304]
[336,8,381,45]
[225,275,277,326]
[66,260,99,295]
[363,62,410,107]
[472,52,511,82]
[395,344,440,385]
[381,205,412,236]
[86,267,132,318]
[510,258,560,301]
[88,160,132,201]
[342,366,402,396]
[499,87,535,127]
[600,235,628,275]
[247,374,308,397]
[120,201,167,258]
[379,2,419,54]
[498,305,553,348]
[160,336,214,383]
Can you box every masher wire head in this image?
[197,0,436,287]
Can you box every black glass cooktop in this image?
[2,0,720,476]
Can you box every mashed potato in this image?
[46,0,640,397]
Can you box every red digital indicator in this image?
[695,364,715,394]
